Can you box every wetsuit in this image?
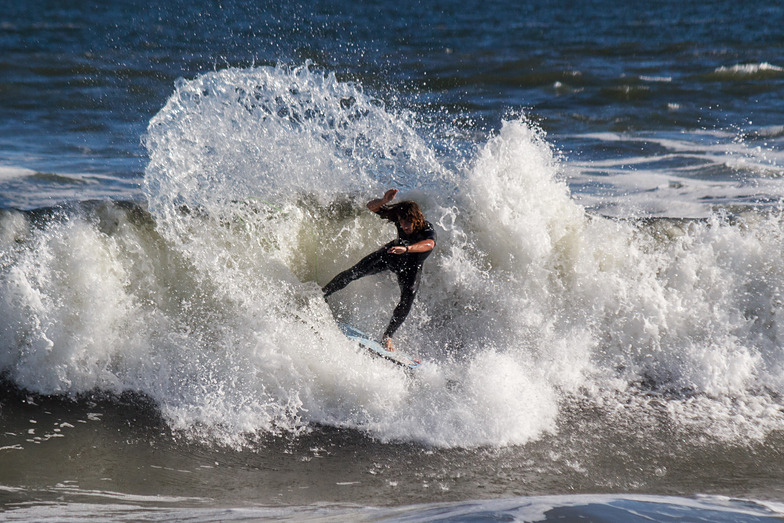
[322,208,437,339]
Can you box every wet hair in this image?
[381,201,426,231]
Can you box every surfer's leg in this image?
[382,270,421,340]
[322,248,388,297]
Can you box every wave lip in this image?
[711,62,784,80]
[0,165,37,181]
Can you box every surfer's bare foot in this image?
[382,337,396,352]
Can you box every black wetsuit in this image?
[322,209,437,339]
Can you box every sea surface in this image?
[2,1,784,521]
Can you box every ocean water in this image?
[2,1,784,521]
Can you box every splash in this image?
[2,65,784,449]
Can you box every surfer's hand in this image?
[382,188,398,203]
[387,245,407,255]
[367,189,399,213]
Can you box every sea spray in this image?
[139,64,559,447]
[3,65,784,449]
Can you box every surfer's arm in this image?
[367,189,398,213]
[387,239,435,255]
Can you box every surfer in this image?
[322,189,436,352]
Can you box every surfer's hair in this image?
[386,201,426,231]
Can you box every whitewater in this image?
[2,65,784,455]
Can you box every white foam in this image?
[568,130,784,217]
[3,66,784,449]
[640,75,672,83]
[0,165,36,181]
[714,62,784,76]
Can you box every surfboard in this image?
[338,323,421,370]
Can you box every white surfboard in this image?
[338,323,421,370]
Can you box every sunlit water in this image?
[2,1,784,520]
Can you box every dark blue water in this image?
[2,1,783,210]
[3,1,784,520]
